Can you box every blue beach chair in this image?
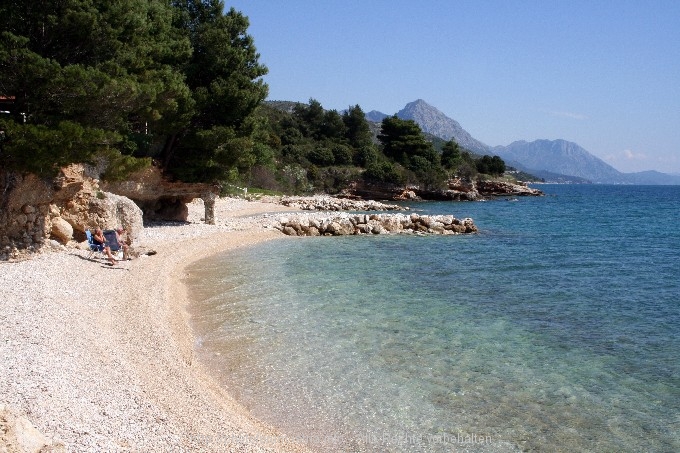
[103,229,124,259]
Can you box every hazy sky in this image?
[228,1,680,174]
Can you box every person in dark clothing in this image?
[93,228,116,266]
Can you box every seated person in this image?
[91,228,106,252]
[115,227,131,260]
[93,228,116,266]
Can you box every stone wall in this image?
[1,172,52,252]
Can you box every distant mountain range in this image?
[369,99,680,185]
[492,139,625,183]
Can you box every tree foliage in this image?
[226,98,507,193]
[475,155,506,176]
[343,105,373,150]
[0,0,266,182]
[378,116,436,167]
[251,100,384,192]
[441,140,462,169]
[0,119,118,175]
[376,115,446,187]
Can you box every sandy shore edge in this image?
[1,198,313,452]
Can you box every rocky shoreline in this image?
[232,195,478,237]
[348,178,544,201]
[1,162,536,259]
[215,195,478,237]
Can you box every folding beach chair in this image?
[103,229,124,260]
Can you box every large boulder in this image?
[50,217,73,244]
[59,192,144,242]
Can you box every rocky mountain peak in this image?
[396,100,489,154]
[365,110,389,122]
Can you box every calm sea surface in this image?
[186,185,679,452]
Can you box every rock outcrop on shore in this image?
[274,212,477,236]
[421,178,544,201]
[347,178,544,201]
[235,195,477,236]
[0,164,222,260]
[475,180,544,197]
[0,166,145,260]
[100,165,219,222]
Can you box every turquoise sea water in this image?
[186,185,679,452]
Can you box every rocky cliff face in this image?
[0,165,144,259]
[1,163,220,259]
[100,166,218,222]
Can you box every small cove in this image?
[187,185,680,452]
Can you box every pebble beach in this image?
[1,198,313,452]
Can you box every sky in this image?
[227,1,680,174]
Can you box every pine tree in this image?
[0,0,268,183]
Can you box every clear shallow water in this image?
[187,185,680,452]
